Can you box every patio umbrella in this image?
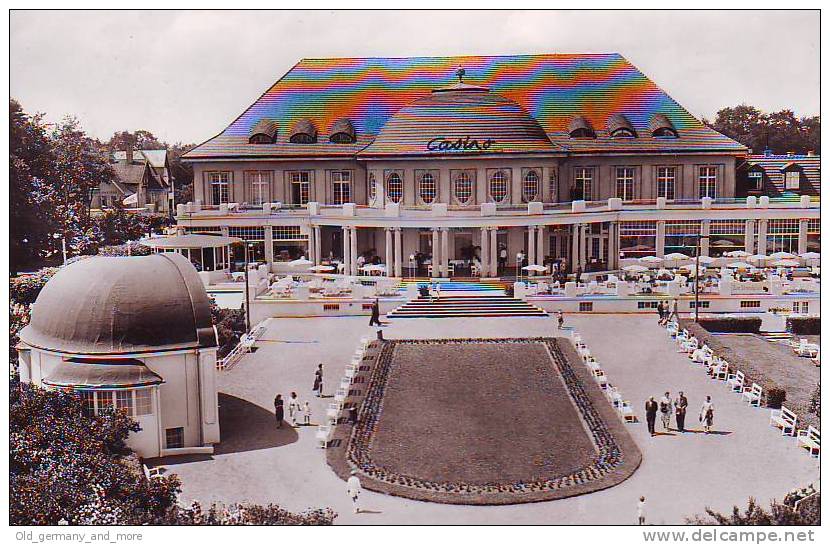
[309,265,335,272]
[727,262,753,269]
[694,255,716,264]
[724,250,750,258]
[799,252,820,259]
[663,252,689,261]
[747,254,769,264]
[522,264,548,272]
[288,257,313,267]
[772,259,800,267]
[623,264,649,273]
[639,255,663,263]
[769,251,796,260]
[655,268,674,277]
[359,264,386,272]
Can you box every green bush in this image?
[698,317,762,333]
[10,267,59,304]
[787,317,820,335]
[767,388,787,409]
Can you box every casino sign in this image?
[426,136,495,152]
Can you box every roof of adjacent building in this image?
[184,53,746,160]
[112,149,169,168]
[19,253,217,355]
[112,162,147,187]
[741,153,820,196]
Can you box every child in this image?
[303,401,312,426]
[289,392,300,426]
[637,496,646,525]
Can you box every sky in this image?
[10,10,820,146]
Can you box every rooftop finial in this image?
[456,66,465,83]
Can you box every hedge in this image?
[697,316,762,334]
[787,317,820,336]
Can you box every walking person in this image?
[659,391,672,431]
[675,391,688,432]
[637,496,647,525]
[656,301,665,324]
[288,392,300,426]
[645,396,658,436]
[556,310,564,330]
[368,298,381,327]
[435,281,441,301]
[498,246,508,274]
[273,394,284,429]
[313,364,324,397]
[303,400,312,426]
[669,298,679,321]
[347,469,362,514]
[700,395,715,433]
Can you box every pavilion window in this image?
[784,170,801,190]
[135,389,153,416]
[208,172,231,205]
[548,170,558,202]
[79,390,96,416]
[165,427,184,449]
[454,172,473,204]
[767,219,800,254]
[709,220,745,257]
[489,170,508,203]
[272,226,308,261]
[228,226,267,263]
[419,172,437,204]
[288,171,311,205]
[657,167,676,200]
[116,390,134,414]
[331,170,352,205]
[96,390,114,414]
[386,173,403,203]
[619,221,657,258]
[698,166,718,199]
[664,220,701,257]
[247,171,270,206]
[615,167,634,201]
[807,218,820,252]
[573,168,593,201]
[522,170,540,202]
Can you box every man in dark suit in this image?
[369,298,381,326]
[645,396,658,436]
[675,391,689,432]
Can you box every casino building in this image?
[178,54,819,276]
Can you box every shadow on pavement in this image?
[213,393,299,455]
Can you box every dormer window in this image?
[568,116,595,138]
[747,169,764,191]
[784,168,801,190]
[329,119,356,144]
[289,119,318,144]
[649,114,678,138]
[248,119,278,144]
[607,114,637,138]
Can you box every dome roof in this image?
[20,253,217,355]
[359,86,557,156]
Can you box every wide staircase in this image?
[388,280,548,319]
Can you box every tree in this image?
[10,99,56,272]
[686,497,818,525]
[705,105,820,155]
[107,129,164,152]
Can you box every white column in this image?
[756,219,768,255]
[798,219,809,255]
[579,224,588,270]
[431,228,440,277]
[313,226,322,264]
[385,228,393,276]
[342,227,351,275]
[744,220,755,255]
[608,222,618,270]
[490,226,498,277]
[350,226,358,275]
[264,226,274,266]
[394,227,403,277]
[480,226,490,277]
[527,226,536,275]
[656,220,666,258]
[571,224,580,273]
[441,228,449,277]
[536,225,546,266]
[307,225,316,264]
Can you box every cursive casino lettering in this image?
[426,136,495,152]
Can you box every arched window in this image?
[249,134,273,144]
[386,173,403,203]
[523,170,540,202]
[652,127,678,138]
[329,119,356,144]
[290,133,315,144]
[419,172,436,204]
[568,116,595,138]
[454,172,472,204]
[289,119,317,144]
[611,128,636,138]
[489,170,508,203]
[368,173,377,203]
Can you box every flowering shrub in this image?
[10,267,59,304]
[165,501,336,525]
[97,241,152,257]
[10,302,31,368]
[210,299,246,358]
[687,495,820,525]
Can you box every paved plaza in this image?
[160,314,818,524]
